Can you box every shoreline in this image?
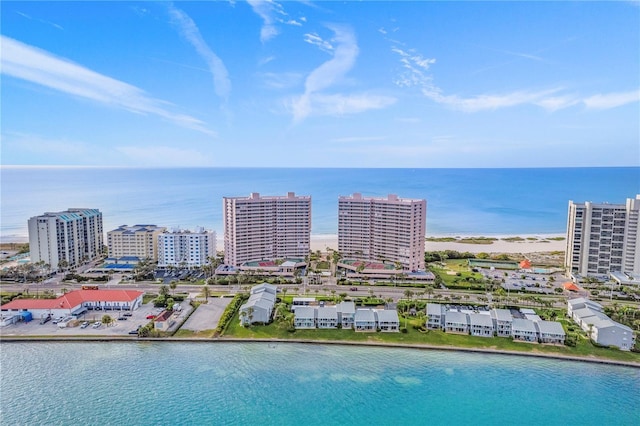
[2,233,567,255]
[1,336,637,369]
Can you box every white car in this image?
[92,322,102,329]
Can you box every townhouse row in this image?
[293,301,401,332]
[426,304,567,344]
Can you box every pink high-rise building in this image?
[223,192,311,266]
[338,193,426,271]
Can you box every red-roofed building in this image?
[1,289,143,320]
[519,259,532,269]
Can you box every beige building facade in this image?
[338,193,426,271]
[223,192,311,266]
[28,208,103,269]
[565,195,640,276]
[107,224,166,260]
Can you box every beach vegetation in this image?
[501,237,524,242]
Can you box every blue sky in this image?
[1,1,639,167]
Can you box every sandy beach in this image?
[308,234,566,254]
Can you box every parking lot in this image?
[181,297,232,332]
[0,301,180,337]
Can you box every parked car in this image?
[39,315,51,325]
[52,316,64,324]
[80,321,89,329]
[92,321,102,329]
[118,316,128,320]
[350,287,358,291]
[122,312,133,317]
[146,315,156,320]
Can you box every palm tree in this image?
[169,281,177,295]
[201,284,210,300]
[101,314,113,327]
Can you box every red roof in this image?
[519,259,532,269]
[1,289,143,310]
[563,282,581,292]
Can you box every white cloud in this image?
[437,88,564,112]
[116,146,213,166]
[292,24,361,121]
[15,10,64,30]
[390,43,604,113]
[168,3,231,101]
[304,33,334,53]
[260,72,304,89]
[0,35,215,136]
[248,0,300,43]
[583,90,640,110]
[307,93,396,117]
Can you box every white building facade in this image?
[107,224,166,260]
[223,192,311,266]
[565,195,640,276]
[338,193,426,271]
[157,227,216,268]
[28,208,103,269]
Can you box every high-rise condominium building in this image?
[157,227,216,268]
[28,208,103,269]
[338,193,426,271]
[565,195,640,276]
[107,225,167,260]
[223,192,311,266]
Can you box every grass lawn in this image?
[429,260,485,289]
[223,313,640,363]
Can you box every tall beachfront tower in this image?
[157,227,216,268]
[338,193,426,271]
[223,192,311,266]
[565,195,640,276]
[28,208,103,269]
[107,224,167,260]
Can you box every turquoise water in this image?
[1,167,639,240]
[1,342,638,425]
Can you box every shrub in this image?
[215,293,249,335]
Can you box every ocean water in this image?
[1,167,638,241]
[0,342,638,425]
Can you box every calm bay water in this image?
[0,342,638,425]
[1,167,639,240]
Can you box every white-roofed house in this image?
[317,306,338,329]
[589,319,635,351]
[567,297,603,317]
[572,308,609,331]
[469,313,494,337]
[490,309,513,337]
[239,284,277,326]
[240,293,275,326]
[337,301,356,329]
[426,303,445,330]
[511,318,538,342]
[354,309,377,332]
[375,309,400,332]
[294,306,317,329]
[251,283,278,296]
[444,311,469,334]
[535,320,566,345]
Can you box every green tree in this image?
[159,285,170,297]
[169,281,177,295]
[101,314,113,327]
[201,285,210,300]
